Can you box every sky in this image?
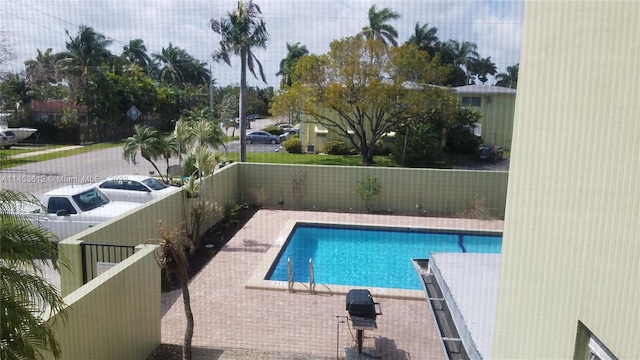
[1,0,524,87]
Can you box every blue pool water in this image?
[268,224,502,290]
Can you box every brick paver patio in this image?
[160,210,503,359]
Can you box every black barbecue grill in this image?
[345,289,382,353]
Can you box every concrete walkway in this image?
[5,145,84,159]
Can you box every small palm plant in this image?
[122,125,165,182]
[150,222,193,360]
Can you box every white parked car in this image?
[14,185,141,241]
[1,130,18,149]
[95,175,182,203]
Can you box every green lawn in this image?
[2,140,472,169]
[0,142,123,169]
[223,152,399,167]
[0,144,66,156]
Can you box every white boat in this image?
[0,113,38,142]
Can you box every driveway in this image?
[455,157,510,171]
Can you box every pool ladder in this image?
[286,257,315,294]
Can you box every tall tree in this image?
[359,5,401,47]
[210,0,268,162]
[293,37,450,165]
[495,63,519,88]
[122,39,152,71]
[24,48,60,100]
[1,189,68,360]
[444,40,479,85]
[276,42,308,88]
[407,22,439,56]
[56,26,113,95]
[469,56,497,84]
[152,43,192,86]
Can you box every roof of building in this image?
[29,100,88,114]
[454,84,516,95]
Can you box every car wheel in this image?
[270,139,277,145]
[246,139,252,144]
[3,145,11,149]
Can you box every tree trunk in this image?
[239,47,248,162]
[362,144,375,165]
[143,154,166,183]
[181,280,194,360]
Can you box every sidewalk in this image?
[6,145,84,159]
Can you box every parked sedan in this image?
[475,144,504,162]
[246,131,280,144]
[95,175,181,203]
[0,130,17,149]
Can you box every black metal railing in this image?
[80,243,136,284]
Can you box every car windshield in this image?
[72,187,110,211]
[141,177,167,191]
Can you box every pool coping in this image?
[246,219,503,301]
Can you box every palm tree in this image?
[1,189,68,360]
[211,0,268,163]
[152,43,191,86]
[122,125,165,182]
[444,40,480,85]
[469,56,497,84]
[122,39,152,71]
[276,42,308,88]
[183,59,211,107]
[56,26,113,93]
[157,134,180,181]
[150,222,193,360]
[181,107,226,151]
[24,48,60,100]
[495,63,519,88]
[407,22,439,56]
[359,5,401,47]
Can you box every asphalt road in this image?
[1,117,280,199]
[1,146,160,199]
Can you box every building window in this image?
[461,96,481,107]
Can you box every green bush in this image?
[182,153,197,177]
[283,138,303,154]
[263,125,284,136]
[322,140,351,155]
[373,139,392,156]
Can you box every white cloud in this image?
[1,0,523,86]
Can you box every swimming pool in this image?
[267,224,502,290]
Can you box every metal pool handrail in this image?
[309,258,315,294]
[287,257,293,293]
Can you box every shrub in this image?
[373,139,392,156]
[263,125,284,136]
[455,196,494,220]
[283,137,303,154]
[355,175,381,212]
[182,153,197,177]
[223,200,242,223]
[322,140,351,155]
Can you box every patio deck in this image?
[160,210,503,359]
